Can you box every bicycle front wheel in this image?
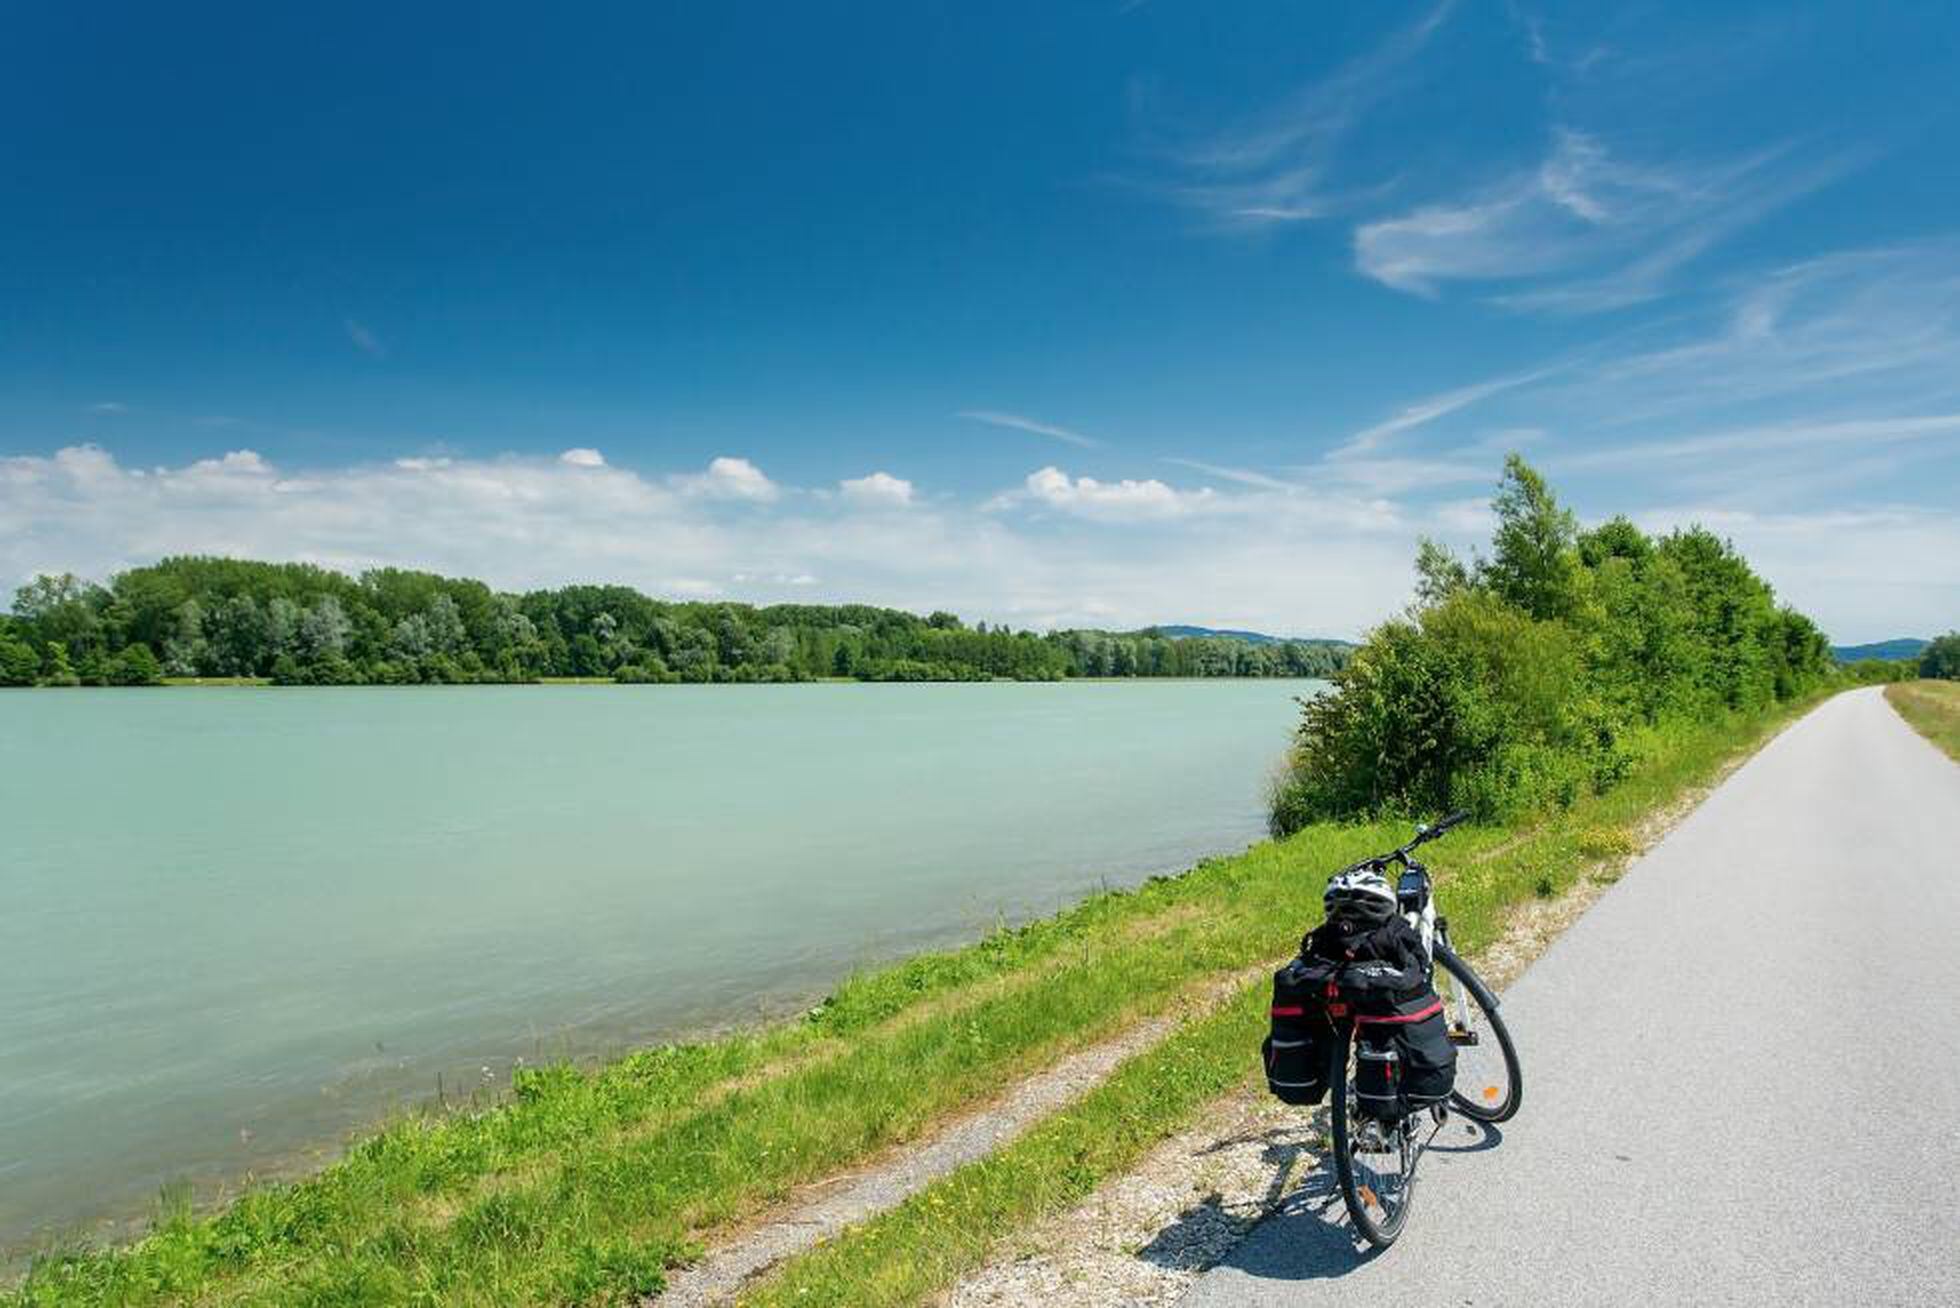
[1434,947,1522,1123]
[1328,1026,1418,1247]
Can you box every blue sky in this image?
[4,2,1957,641]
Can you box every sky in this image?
[3,2,1957,642]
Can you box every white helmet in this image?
[1324,865,1397,924]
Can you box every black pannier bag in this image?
[1352,991,1456,1118]
[1262,955,1338,1105]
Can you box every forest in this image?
[0,560,1349,687]
[1270,456,1846,830]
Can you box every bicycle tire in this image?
[1328,1026,1416,1246]
[1436,948,1523,1123]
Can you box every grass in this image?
[735,691,1831,1307]
[4,694,1828,1307]
[1885,679,1960,762]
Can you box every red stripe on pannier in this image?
[1270,1005,1305,1017]
[1353,998,1444,1025]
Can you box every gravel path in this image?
[654,1011,1198,1306]
[1181,687,1960,1306]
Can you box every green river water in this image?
[0,680,1322,1252]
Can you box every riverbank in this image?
[4,691,1827,1307]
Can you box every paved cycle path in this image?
[1182,687,1960,1307]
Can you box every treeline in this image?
[0,558,1349,687]
[1270,456,1841,831]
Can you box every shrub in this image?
[1271,457,1832,833]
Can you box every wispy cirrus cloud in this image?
[1151,2,1455,230]
[343,318,386,358]
[1161,457,1297,491]
[1354,128,1858,311]
[957,410,1101,449]
[1336,367,1557,457]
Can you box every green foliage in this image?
[1272,458,1835,831]
[1920,631,1960,679]
[0,629,38,686]
[5,556,1350,689]
[40,641,81,687]
[1483,453,1580,621]
[110,643,163,686]
[1840,657,1915,685]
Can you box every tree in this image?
[298,596,351,660]
[1922,632,1960,680]
[425,594,468,655]
[112,643,163,686]
[1413,538,1472,608]
[1482,455,1579,622]
[207,595,270,676]
[0,632,38,685]
[42,641,80,687]
[161,599,210,676]
[13,573,108,656]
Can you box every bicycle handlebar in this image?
[1344,810,1471,874]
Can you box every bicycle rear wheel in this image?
[1328,1026,1418,1247]
[1434,947,1522,1123]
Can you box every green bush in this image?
[1271,456,1833,833]
[0,631,38,685]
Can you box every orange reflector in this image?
[1359,1185,1379,1209]
[1483,1086,1499,1101]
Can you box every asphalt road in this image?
[1182,688,1960,1307]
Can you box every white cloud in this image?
[672,455,779,502]
[3,438,1951,644]
[1354,129,1853,310]
[1005,466,1216,520]
[559,447,606,468]
[88,402,129,415]
[839,471,914,506]
[0,443,1432,639]
[957,410,1100,449]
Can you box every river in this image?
[0,679,1322,1251]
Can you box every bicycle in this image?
[1318,812,1523,1247]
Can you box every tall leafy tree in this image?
[1482,454,1580,622]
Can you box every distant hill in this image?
[1147,624,1352,647]
[1832,638,1928,663]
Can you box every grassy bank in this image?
[737,691,1829,1307]
[1886,679,1960,761]
[4,692,1824,1308]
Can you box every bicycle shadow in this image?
[1156,1115,1505,1284]
[1134,1129,1318,1273]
